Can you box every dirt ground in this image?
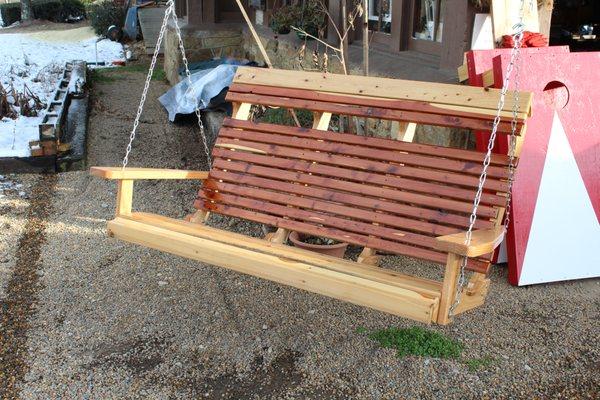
[1,55,599,399]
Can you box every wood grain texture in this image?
[90,167,209,180]
[195,119,516,274]
[108,215,440,322]
[232,67,532,114]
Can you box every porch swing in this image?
[91,0,533,324]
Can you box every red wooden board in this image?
[468,48,600,285]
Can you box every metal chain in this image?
[449,0,529,315]
[122,0,174,168]
[122,0,212,169]
[170,6,212,167]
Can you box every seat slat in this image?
[204,180,460,236]
[198,201,490,274]
[213,148,507,207]
[219,127,509,179]
[226,91,518,134]
[210,158,498,218]
[199,190,442,248]
[222,118,512,166]
[209,165,495,230]
[213,139,509,193]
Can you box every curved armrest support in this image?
[435,227,505,258]
[90,167,209,180]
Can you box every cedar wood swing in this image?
[91,67,532,324]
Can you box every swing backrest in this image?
[195,68,533,273]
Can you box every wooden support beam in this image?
[312,112,332,130]
[457,63,469,83]
[392,121,417,142]
[265,228,290,244]
[357,247,381,266]
[452,272,490,315]
[232,102,252,120]
[437,253,461,325]
[185,210,210,224]
[116,180,133,216]
[482,69,495,88]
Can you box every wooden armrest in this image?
[90,167,209,180]
[435,227,505,258]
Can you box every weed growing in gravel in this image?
[465,356,496,371]
[88,69,117,83]
[364,326,463,359]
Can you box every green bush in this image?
[86,0,125,36]
[33,0,86,22]
[0,0,85,26]
[0,3,22,27]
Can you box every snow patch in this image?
[0,30,124,157]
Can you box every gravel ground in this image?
[1,66,599,399]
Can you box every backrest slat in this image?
[232,67,532,119]
[196,67,532,274]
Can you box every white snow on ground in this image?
[0,27,124,157]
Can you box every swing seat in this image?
[91,67,532,324]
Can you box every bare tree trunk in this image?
[21,0,33,21]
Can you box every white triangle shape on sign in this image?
[519,112,600,285]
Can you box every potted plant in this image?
[270,4,297,35]
[288,231,349,258]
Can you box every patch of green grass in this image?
[465,356,496,372]
[88,69,117,84]
[355,326,368,334]
[88,64,166,85]
[117,64,166,81]
[258,107,314,128]
[365,326,463,359]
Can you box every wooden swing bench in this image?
[91,67,532,324]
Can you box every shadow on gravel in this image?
[0,174,57,400]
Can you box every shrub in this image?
[33,0,86,22]
[86,0,126,36]
[0,3,22,27]
[270,5,298,34]
[0,0,85,26]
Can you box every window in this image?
[368,0,393,34]
[412,0,445,42]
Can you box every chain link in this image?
[449,0,528,316]
[122,0,212,169]
[170,8,212,167]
